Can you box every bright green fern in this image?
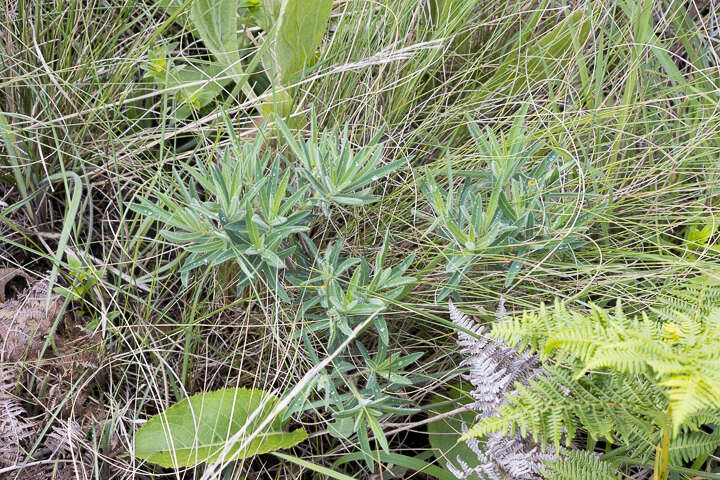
[542,450,621,480]
[461,277,720,480]
[491,300,720,433]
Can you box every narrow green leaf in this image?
[479,10,591,100]
[334,450,456,480]
[273,452,356,480]
[44,172,83,304]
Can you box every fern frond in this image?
[450,301,557,479]
[0,366,35,467]
[490,294,720,432]
[541,450,621,480]
[450,300,543,416]
[453,279,720,477]
[655,275,720,319]
[449,300,486,338]
[462,366,665,452]
[668,427,720,464]
[43,420,85,458]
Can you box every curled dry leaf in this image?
[0,268,30,302]
[0,366,35,467]
[0,269,63,362]
[0,269,107,474]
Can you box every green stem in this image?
[655,409,672,480]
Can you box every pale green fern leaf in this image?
[462,367,665,452]
[668,427,720,464]
[541,449,621,480]
[490,295,720,433]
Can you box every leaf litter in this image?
[0,268,109,479]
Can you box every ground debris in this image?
[0,365,35,468]
[0,268,107,474]
[0,269,63,362]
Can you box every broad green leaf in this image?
[504,259,524,287]
[426,388,479,473]
[248,0,283,32]
[189,0,242,75]
[366,413,389,453]
[128,199,185,229]
[155,0,191,18]
[330,194,374,206]
[328,416,354,439]
[162,64,230,118]
[186,240,226,254]
[134,388,307,467]
[274,0,333,85]
[260,88,294,119]
[686,222,716,250]
[352,159,405,189]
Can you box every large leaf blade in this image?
[426,389,478,472]
[274,0,333,85]
[134,388,307,467]
[189,0,242,73]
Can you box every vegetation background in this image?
[1,0,719,478]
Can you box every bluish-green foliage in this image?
[129,116,415,468]
[420,108,592,298]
